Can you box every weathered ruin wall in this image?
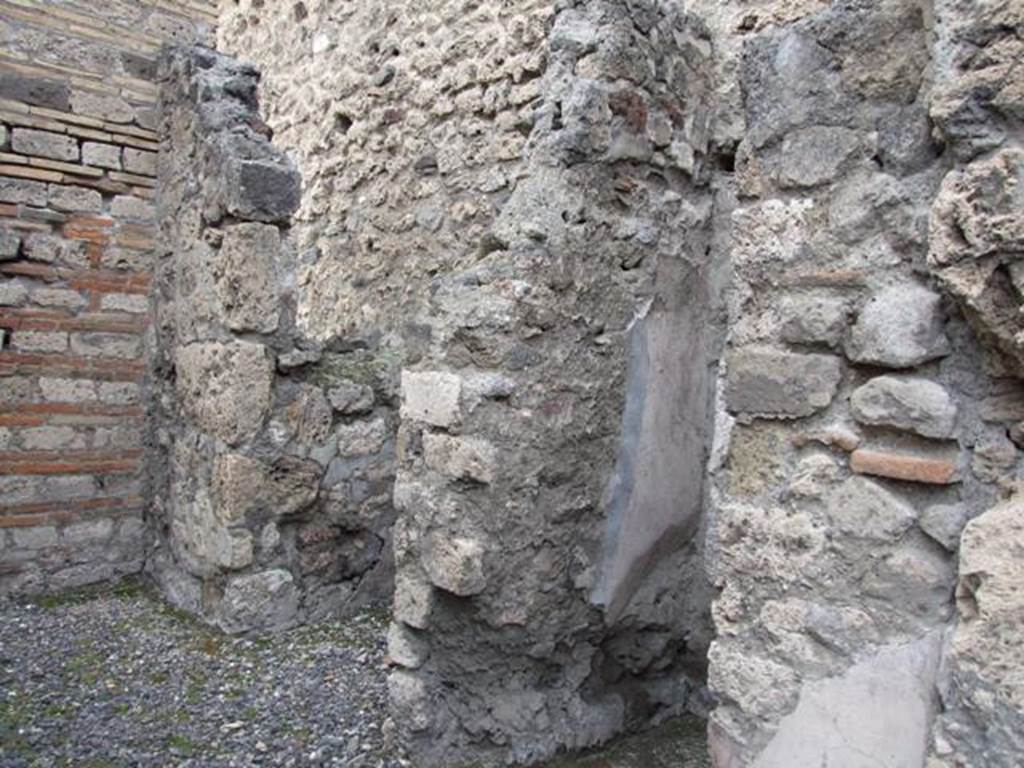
[150,46,393,633]
[0,0,216,594]
[388,2,723,763]
[216,0,560,626]
[218,0,725,763]
[700,1,1024,767]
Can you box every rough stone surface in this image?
[850,375,958,438]
[399,371,462,429]
[218,569,299,634]
[919,503,971,552]
[779,295,849,347]
[175,341,273,446]
[216,223,282,333]
[151,47,394,636]
[929,148,1024,376]
[701,2,1014,766]
[935,493,1024,767]
[3,1,1019,767]
[845,284,951,369]
[420,534,487,597]
[825,476,917,542]
[11,128,79,162]
[726,348,841,419]
[752,634,942,768]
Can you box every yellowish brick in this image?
[28,157,105,178]
[30,106,106,129]
[65,125,116,142]
[0,110,67,133]
[104,124,157,141]
[109,133,159,152]
[0,97,29,114]
[109,171,155,188]
[0,164,63,183]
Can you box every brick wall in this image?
[0,1,216,594]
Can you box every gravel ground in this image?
[0,581,709,768]
[1,581,405,768]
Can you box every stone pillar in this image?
[387,2,723,764]
[151,47,394,633]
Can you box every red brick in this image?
[0,494,144,528]
[0,262,151,293]
[0,351,145,379]
[0,450,141,476]
[850,449,959,485]
[0,309,146,334]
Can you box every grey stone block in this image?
[846,284,950,368]
[850,375,958,438]
[726,347,842,419]
[217,569,299,634]
[0,74,71,111]
[12,128,79,162]
[0,228,21,260]
[82,142,122,170]
[0,178,48,207]
[826,476,917,542]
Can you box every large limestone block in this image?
[752,634,942,768]
[776,126,863,189]
[929,149,1024,373]
[215,223,281,333]
[708,643,800,720]
[393,569,436,630]
[939,493,1024,766]
[850,375,958,438]
[930,3,1024,159]
[845,283,950,368]
[780,294,849,347]
[726,347,842,419]
[422,432,496,484]
[421,533,487,597]
[176,341,274,445]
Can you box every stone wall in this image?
[150,46,394,633]
[3,2,1021,767]
[388,2,726,763]
[218,0,725,762]
[699,1,1024,767]
[0,0,216,593]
